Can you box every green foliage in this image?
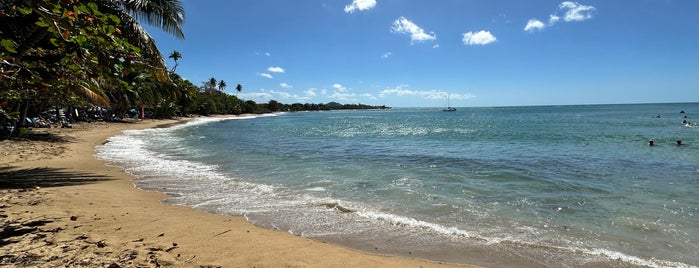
[0,0,190,127]
[1,39,17,53]
[1,0,145,110]
[194,87,243,115]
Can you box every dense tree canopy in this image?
[1,0,185,127]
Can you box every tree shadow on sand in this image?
[0,166,111,189]
[3,129,76,142]
[19,132,73,142]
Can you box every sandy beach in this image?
[0,118,475,267]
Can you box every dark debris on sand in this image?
[0,187,199,267]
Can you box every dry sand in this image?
[0,118,477,267]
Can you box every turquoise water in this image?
[97,103,699,267]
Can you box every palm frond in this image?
[96,0,175,82]
[71,80,111,107]
[115,0,184,39]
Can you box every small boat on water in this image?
[443,95,456,111]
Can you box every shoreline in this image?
[0,117,475,267]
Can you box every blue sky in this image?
[145,0,699,107]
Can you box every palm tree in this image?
[169,50,182,72]
[208,77,217,90]
[236,84,243,96]
[218,80,227,91]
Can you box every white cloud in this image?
[280,82,292,88]
[378,85,475,101]
[462,30,497,45]
[379,87,420,97]
[265,52,271,57]
[381,52,392,59]
[295,89,315,100]
[269,90,294,99]
[332,83,348,92]
[360,93,377,100]
[559,1,596,22]
[524,2,595,32]
[447,93,476,100]
[391,16,436,44]
[304,88,317,97]
[327,84,358,101]
[378,86,435,99]
[258,73,273,79]
[244,89,318,102]
[238,92,273,100]
[549,14,560,24]
[524,19,545,32]
[329,92,357,101]
[344,0,376,13]
[432,44,440,49]
[268,66,285,73]
[321,89,328,95]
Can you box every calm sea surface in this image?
[97,103,699,267]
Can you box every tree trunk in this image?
[13,98,30,137]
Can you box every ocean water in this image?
[96,103,699,268]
